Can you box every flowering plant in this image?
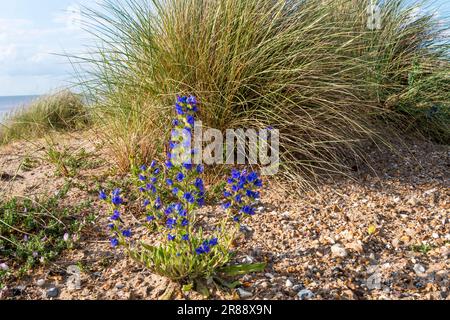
[99,96,264,290]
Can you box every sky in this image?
[0,0,449,96]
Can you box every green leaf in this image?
[214,277,242,289]
[219,263,266,276]
[195,279,210,298]
[182,283,194,292]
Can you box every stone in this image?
[116,283,125,290]
[285,279,294,288]
[297,289,315,300]
[46,287,59,298]
[413,264,426,275]
[36,279,46,287]
[237,288,253,299]
[12,286,26,296]
[331,244,348,258]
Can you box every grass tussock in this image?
[0,90,90,145]
[76,0,449,188]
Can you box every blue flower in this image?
[174,203,183,211]
[187,95,197,105]
[143,199,150,207]
[202,244,211,253]
[241,205,255,215]
[146,184,156,194]
[196,164,204,174]
[194,178,204,190]
[195,242,211,255]
[166,178,174,186]
[183,192,195,204]
[166,217,177,229]
[164,206,173,215]
[209,238,218,246]
[112,188,121,197]
[99,190,107,200]
[155,197,162,209]
[165,160,173,169]
[178,209,187,217]
[181,218,189,227]
[111,195,123,206]
[150,177,157,184]
[231,169,241,179]
[147,215,155,222]
[186,115,195,126]
[235,194,242,203]
[227,178,235,185]
[183,162,193,170]
[154,168,160,175]
[168,234,176,241]
[110,238,119,247]
[197,197,205,207]
[150,160,157,168]
[140,165,147,171]
[233,216,240,222]
[224,191,231,197]
[139,174,146,181]
[176,103,184,115]
[122,229,132,238]
[111,210,121,221]
[176,172,185,182]
[223,202,232,210]
[247,172,258,182]
[108,223,114,230]
[231,184,240,192]
[172,187,180,195]
[182,234,189,241]
[139,187,145,192]
[177,96,187,104]
[172,119,179,126]
[254,179,263,187]
[246,190,260,199]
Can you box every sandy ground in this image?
[0,133,448,300]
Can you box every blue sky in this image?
[0,0,449,96]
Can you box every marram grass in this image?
[0,90,89,145]
[75,0,449,189]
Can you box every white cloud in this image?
[0,10,89,94]
[53,4,83,31]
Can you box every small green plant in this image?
[20,156,39,172]
[99,96,265,293]
[411,243,433,254]
[0,183,91,284]
[45,143,100,177]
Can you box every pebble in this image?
[297,289,315,300]
[413,264,426,275]
[285,279,294,288]
[12,286,26,296]
[237,288,253,299]
[265,273,275,279]
[36,279,46,287]
[116,283,125,290]
[292,284,303,291]
[331,244,348,258]
[242,255,254,264]
[46,287,59,298]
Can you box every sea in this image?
[0,95,40,122]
